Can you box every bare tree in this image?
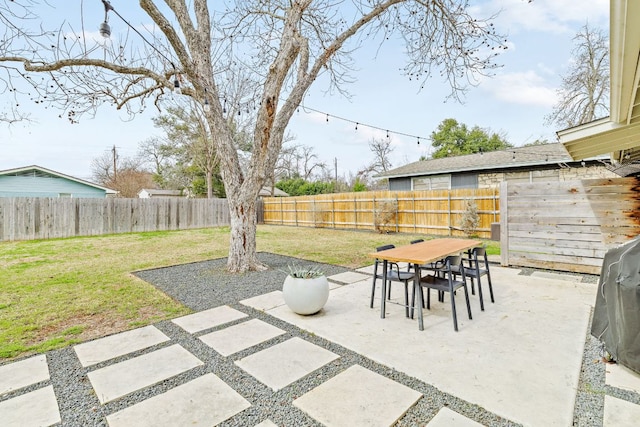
[0,0,507,272]
[368,137,394,174]
[275,143,326,181]
[546,23,609,128]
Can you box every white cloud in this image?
[473,0,608,35]
[480,70,558,107]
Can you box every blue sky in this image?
[0,0,609,181]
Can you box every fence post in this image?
[371,195,375,231]
[294,200,298,226]
[395,194,399,233]
[280,197,284,224]
[412,192,416,233]
[500,181,509,266]
[448,191,452,236]
[332,197,336,229]
[354,196,357,229]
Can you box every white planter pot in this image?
[282,275,330,315]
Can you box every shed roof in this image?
[259,186,288,197]
[377,143,579,179]
[0,165,116,194]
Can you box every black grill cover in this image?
[591,235,640,374]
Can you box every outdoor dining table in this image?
[369,238,482,330]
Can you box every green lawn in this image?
[0,225,499,359]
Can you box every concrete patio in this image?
[1,262,640,426]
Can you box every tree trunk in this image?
[226,195,265,272]
[206,169,213,199]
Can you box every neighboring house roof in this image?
[138,188,183,197]
[259,186,288,197]
[0,165,116,194]
[377,143,583,180]
[559,0,640,161]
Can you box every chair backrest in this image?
[376,244,395,252]
[410,239,424,244]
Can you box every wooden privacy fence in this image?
[0,197,230,241]
[500,177,640,274]
[262,188,500,239]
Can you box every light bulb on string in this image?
[417,137,420,145]
[355,122,358,130]
[386,130,389,138]
[99,0,112,38]
[326,114,329,122]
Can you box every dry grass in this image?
[0,225,499,360]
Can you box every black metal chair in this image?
[411,255,472,332]
[371,244,415,317]
[463,247,495,311]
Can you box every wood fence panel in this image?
[501,177,640,274]
[262,188,499,239]
[0,197,231,242]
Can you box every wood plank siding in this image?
[500,177,640,274]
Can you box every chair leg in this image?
[487,269,495,303]
[387,281,392,300]
[450,289,458,332]
[426,288,431,310]
[370,275,377,309]
[404,282,409,318]
[463,283,472,320]
[476,274,485,311]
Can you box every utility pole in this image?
[334,157,338,183]
[112,145,117,181]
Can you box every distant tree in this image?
[91,151,154,197]
[429,118,512,158]
[546,23,609,128]
[275,178,334,196]
[522,139,551,147]
[274,143,326,181]
[368,137,394,174]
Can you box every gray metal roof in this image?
[377,143,582,179]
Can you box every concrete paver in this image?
[427,408,482,427]
[88,344,203,404]
[0,354,49,395]
[171,305,248,334]
[426,407,484,426]
[105,373,250,427]
[199,318,286,356]
[74,325,170,367]
[606,363,640,393]
[254,420,278,427]
[327,271,370,285]
[603,395,640,426]
[293,364,421,427]
[0,385,60,427]
[240,290,285,312]
[235,337,339,391]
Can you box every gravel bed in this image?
[4,253,636,426]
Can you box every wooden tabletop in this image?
[369,238,482,265]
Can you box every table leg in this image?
[414,264,424,331]
[380,260,387,319]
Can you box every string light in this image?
[299,104,428,146]
[99,0,112,37]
